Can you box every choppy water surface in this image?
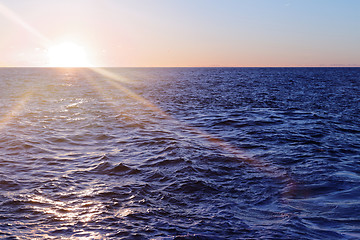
[0,67,359,239]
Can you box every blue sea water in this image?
[0,67,359,239]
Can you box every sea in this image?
[0,67,359,239]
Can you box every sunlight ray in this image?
[0,91,32,132]
[90,67,132,84]
[90,68,170,117]
[0,3,50,47]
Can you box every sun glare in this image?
[47,42,91,67]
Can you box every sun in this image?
[47,42,92,67]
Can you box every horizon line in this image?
[1,65,360,68]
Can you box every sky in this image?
[0,0,359,67]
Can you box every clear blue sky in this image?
[0,0,359,67]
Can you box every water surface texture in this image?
[0,68,359,239]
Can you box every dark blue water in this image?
[0,67,359,239]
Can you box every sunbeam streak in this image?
[90,67,132,84]
[0,3,50,47]
[90,68,170,117]
[0,91,32,132]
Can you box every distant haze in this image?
[0,0,359,67]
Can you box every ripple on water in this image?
[0,68,359,239]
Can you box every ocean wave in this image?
[0,68,359,239]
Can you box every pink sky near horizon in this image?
[0,0,359,67]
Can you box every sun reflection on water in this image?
[28,192,104,223]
